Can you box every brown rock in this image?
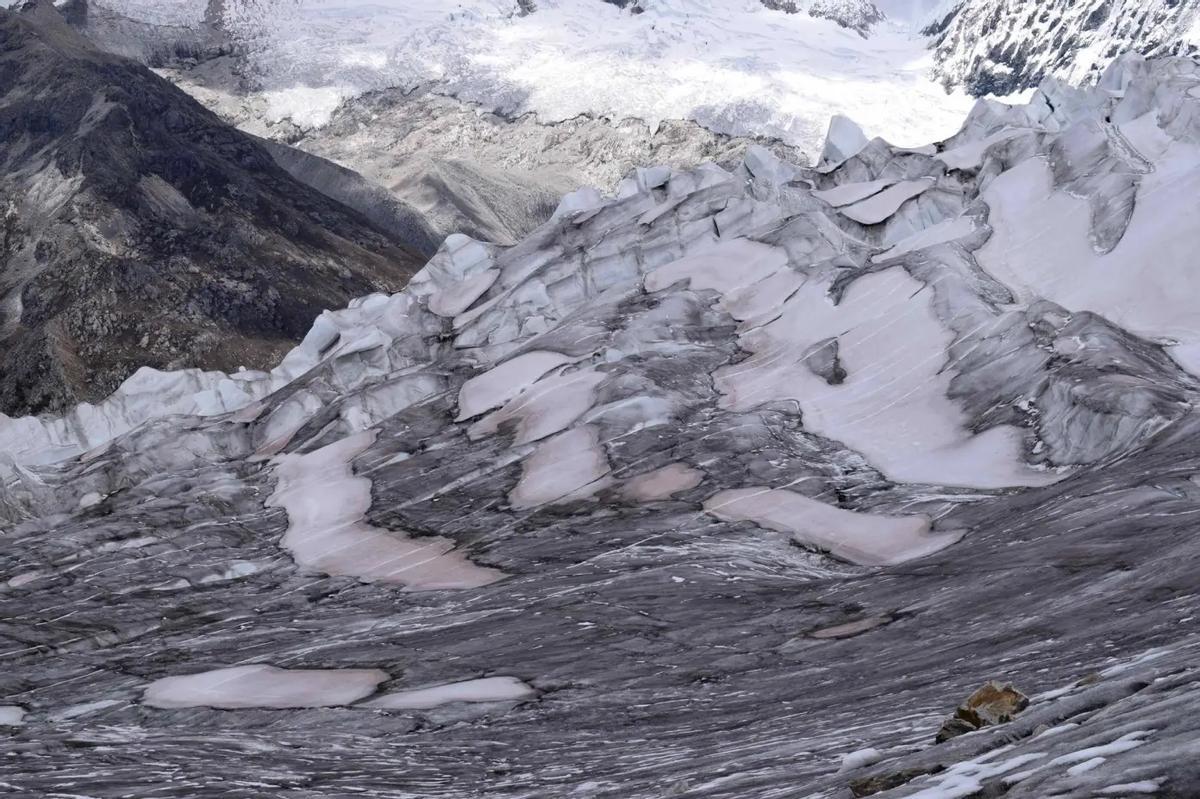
[849,766,943,797]
[935,681,1029,743]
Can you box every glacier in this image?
[3,52,1200,797]
[91,0,977,152]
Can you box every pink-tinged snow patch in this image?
[622,463,705,502]
[812,178,899,207]
[977,134,1200,375]
[365,676,535,710]
[716,266,1059,488]
[456,351,574,421]
[269,431,504,590]
[509,425,612,509]
[143,665,388,709]
[470,368,606,445]
[872,215,979,262]
[704,487,961,566]
[646,239,789,297]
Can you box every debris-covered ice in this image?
[5,52,1200,799]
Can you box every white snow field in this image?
[97,0,975,153]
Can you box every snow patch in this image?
[621,463,705,502]
[0,706,26,726]
[839,747,884,771]
[142,665,388,709]
[704,487,960,566]
[509,425,612,509]
[268,431,504,590]
[716,266,1057,488]
[365,676,535,710]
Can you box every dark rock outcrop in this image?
[0,2,425,415]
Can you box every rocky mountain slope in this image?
[0,1,427,416]
[2,53,1200,797]
[928,0,1200,95]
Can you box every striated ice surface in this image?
[5,54,1200,798]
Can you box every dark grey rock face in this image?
[929,0,1200,95]
[0,2,425,415]
[3,49,1200,799]
[67,0,230,67]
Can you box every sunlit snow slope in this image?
[96,0,974,152]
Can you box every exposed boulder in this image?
[935,681,1029,743]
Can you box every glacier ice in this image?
[6,52,1200,799]
[94,0,975,153]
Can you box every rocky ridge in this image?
[0,1,426,415]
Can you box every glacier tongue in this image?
[4,53,1200,798]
